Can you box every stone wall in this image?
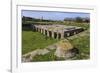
[32,24,84,39]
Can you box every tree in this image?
[75,17,83,23]
[84,19,90,23]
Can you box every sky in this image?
[22,10,90,21]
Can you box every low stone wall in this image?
[32,24,84,39]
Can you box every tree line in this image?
[22,16,90,23]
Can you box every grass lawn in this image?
[22,31,58,55]
[67,30,90,60]
[32,49,65,62]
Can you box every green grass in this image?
[23,21,89,30]
[32,49,65,62]
[22,21,90,60]
[22,31,58,55]
[63,22,89,30]
[67,30,90,60]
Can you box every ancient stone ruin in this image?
[22,24,83,62]
[55,40,79,59]
[32,24,84,39]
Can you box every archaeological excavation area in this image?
[22,24,88,62]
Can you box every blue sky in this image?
[22,10,90,21]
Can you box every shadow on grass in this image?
[70,47,90,60]
[70,47,79,55]
[22,24,33,31]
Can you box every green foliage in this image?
[22,16,56,25]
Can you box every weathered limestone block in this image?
[55,40,75,59]
[74,31,76,35]
[43,29,45,35]
[67,33,70,37]
[52,31,55,38]
[61,33,64,39]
